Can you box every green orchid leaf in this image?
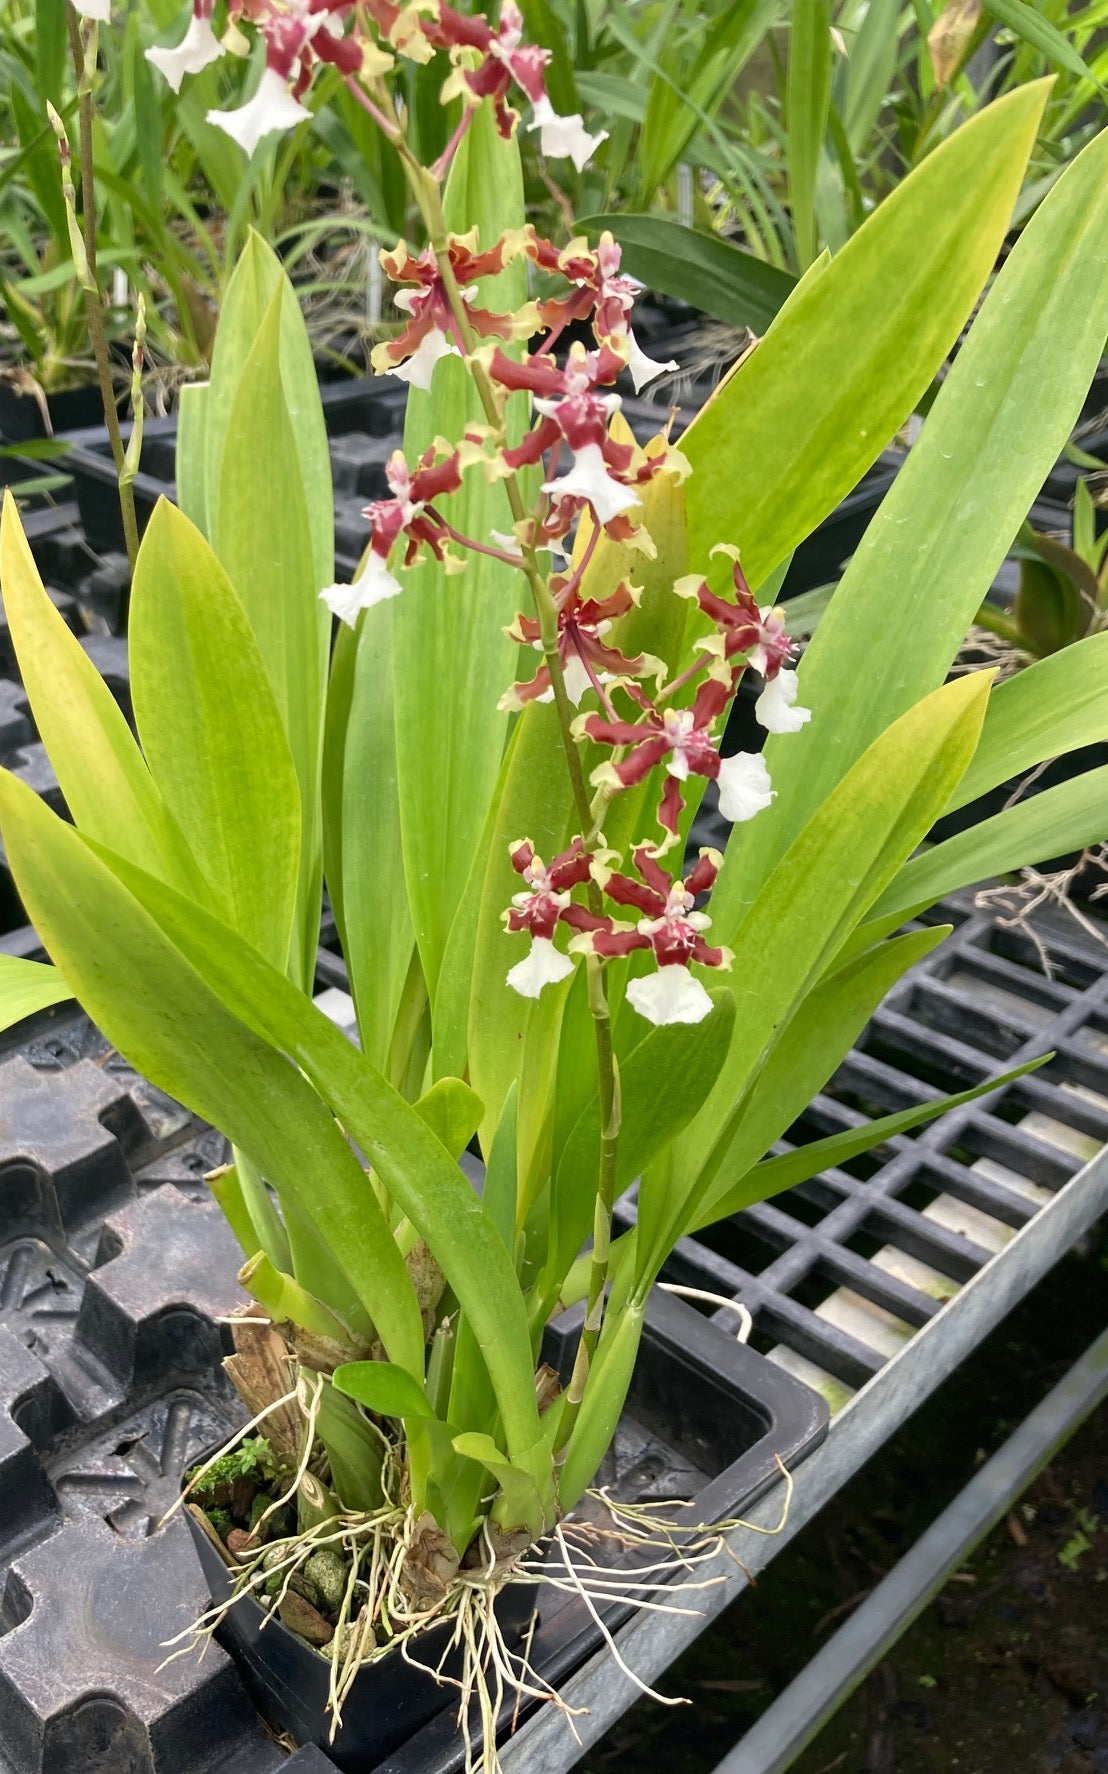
[702,1053,1052,1223]
[334,601,415,1074]
[333,1360,437,1422]
[0,494,208,903]
[685,925,950,1237]
[484,1081,519,1256]
[0,770,425,1366]
[720,116,1108,928]
[413,1076,484,1162]
[0,955,73,1032]
[188,231,333,594]
[787,0,833,270]
[128,499,301,971]
[216,287,329,988]
[681,83,1049,594]
[944,634,1108,816]
[868,765,1108,933]
[39,829,551,1502]
[450,1431,546,1536]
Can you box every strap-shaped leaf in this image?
[0,955,72,1032]
[682,925,948,1238]
[0,493,208,901]
[28,824,551,1501]
[701,1053,1051,1223]
[216,288,329,989]
[680,82,1049,592]
[190,231,334,594]
[129,500,301,971]
[868,765,1108,933]
[335,602,414,1073]
[720,116,1108,928]
[942,634,1108,815]
[0,770,426,1371]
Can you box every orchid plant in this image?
[3,0,1108,1752]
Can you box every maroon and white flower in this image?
[583,674,770,840]
[319,446,463,624]
[146,2,223,88]
[503,837,592,998]
[565,847,731,1025]
[501,580,661,710]
[372,233,532,390]
[675,550,811,731]
[526,230,678,390]
[491,345,650,531]
[431,1,606,167]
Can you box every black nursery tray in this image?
[0,1001,826,1774]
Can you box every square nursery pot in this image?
[60,378,409,565]
[0,381,107,446]
[186,1288,827,1772]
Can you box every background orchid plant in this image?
[2,0,1108,1740]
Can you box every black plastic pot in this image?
[188,1290,826,1773]
[188,1513,538,1771]
[0,381,106,445]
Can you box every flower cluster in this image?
[506,842,734,1026]
[143,0,607,169]
[498,550,811,1022]
[139,0,814,1028]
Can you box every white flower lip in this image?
[71,0,111,18]
[146,13,224,92]
[319,553,404,627]
[626,966,714,1026]
[528,97,608,173]
[387,329,458,392]
[542,443,641,526]
[506,937,575,998]
[208,66,312,157]
[626,330,679,395]
[755,668,812,735]
[716,751,774,824]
